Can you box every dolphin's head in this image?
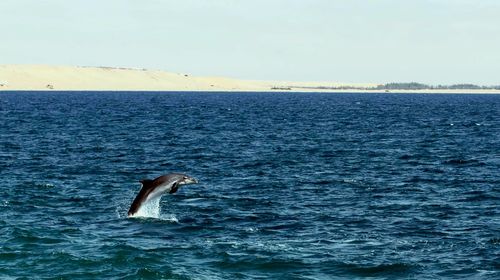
[167,173,198,194]
[177,174,198,185]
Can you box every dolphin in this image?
[128,173,198,217]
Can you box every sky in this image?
[1,0,499,85]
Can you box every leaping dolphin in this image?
[128,173,198,217]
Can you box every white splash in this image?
[133,197,161,218]
[126,197,179,222]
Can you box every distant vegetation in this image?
[375,83,500,90]
[290,82,500,91]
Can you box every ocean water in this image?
[0,91,499,279]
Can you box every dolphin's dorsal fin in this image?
[139,179,154,188]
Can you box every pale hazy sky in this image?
[1,0,499,84]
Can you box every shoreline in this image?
[2,89,499,95]
[1,65,499,94]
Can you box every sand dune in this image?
[0,65,374,92]
[0,65,498,93]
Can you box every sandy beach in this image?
[0,65,498,94]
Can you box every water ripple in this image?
[0,91,499,279]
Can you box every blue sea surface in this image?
[0,91,499,279]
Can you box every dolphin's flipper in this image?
[169,182,179,194]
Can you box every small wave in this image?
[128,268,183,279]
[29,182,56,188]
[312,180,332,185]
[399,154,413,160]
[128,213,179,223]
[487,238,500,245]
[182,197,206,203]
[342,179,358,184]
[443,158,484,166]
[405,176,442,183]
[159,214,179,223]
[422,167,445,174]
[454,192,498,203]
[244,227,260,233]
[320,151,344,158]
[339,262,417,277]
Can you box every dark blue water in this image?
[1,91,499,279]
